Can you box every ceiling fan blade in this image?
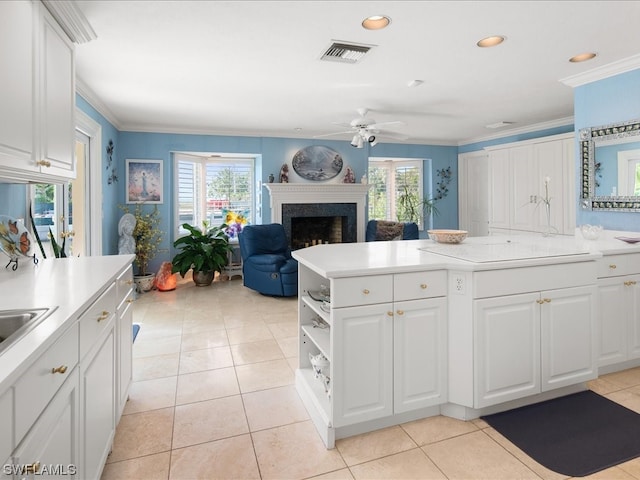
[374,130,409,141]
[368,120,405,129]
[313,130,354,138]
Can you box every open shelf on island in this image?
[301,294,331,325]
[301,324,330,358]
[297,367,331,423]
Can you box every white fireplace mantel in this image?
[264,183,370,242]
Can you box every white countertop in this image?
[293,231,640,278]
[0,254,134,387]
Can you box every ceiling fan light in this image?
[362,15,391,30]
[351,135,360,147]
[368,135,376,143]
[370,137,379,147]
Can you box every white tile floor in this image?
[101,274,640,480]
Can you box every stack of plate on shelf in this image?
[309,352,331,397]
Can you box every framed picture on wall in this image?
[126,159,163,204]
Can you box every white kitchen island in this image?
[0,255,135,479]
[293,235,615,448]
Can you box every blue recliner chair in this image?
[366,220,419,241]
[238,224,298,297]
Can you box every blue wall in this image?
[75,95,121,254]
[116,130,459,273]
[574,69,640,231]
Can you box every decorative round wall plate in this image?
[292,146,343,181]
[0,215,34,259]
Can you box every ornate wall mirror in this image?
[580,118,640,211]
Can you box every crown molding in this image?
[458,116,574,147]
[560,53,640,88]
[41,0,96,44]
[76,78,123,130]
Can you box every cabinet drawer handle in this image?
[609,264,617,269]
[51,365,68,374]
[536,299,545,304]
[97,310,110,322]
[543,298,551,303]
[420,284,428,289]
[22,462,41,474]
[363,289,370,295]
[126,298,134,304]
[396,310,404,315]
[36,159,51,168]
[625,280,637,287]
[387,311,394,317]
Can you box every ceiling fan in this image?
[315,108,408,148]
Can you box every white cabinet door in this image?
[394,298,447,413]
[627,276,640,359]
[488,149,510,230]
[11,369,79,480]
[541,285,597,391]
[597,277,628,366]
[474,293,540,408]
[0,1,36,172]
[116,294,134,420]
[38,4,75,179]
[510,145,536,231]
[0,389,12,472]
[332,303,393,427]
[80,326,115,480]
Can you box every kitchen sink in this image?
[0,307,57,355]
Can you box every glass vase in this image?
[543,203,553,237]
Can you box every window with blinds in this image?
[175,154,254,237]
[368,158,425,228]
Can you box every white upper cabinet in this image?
[486,133,575,236]
[0,1,36,173]
[0,1,75,183]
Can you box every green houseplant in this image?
[396,184,439,228]
[171,221,232,286]
[119,204,163,292]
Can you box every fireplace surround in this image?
[264,184,370,247]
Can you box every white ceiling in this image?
[73,1,640,146]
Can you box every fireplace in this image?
[284,203,356,249]
[264,184,370,247]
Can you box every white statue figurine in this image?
[118,213,137,255]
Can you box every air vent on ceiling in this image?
[320,41,374,64]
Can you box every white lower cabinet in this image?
[394,298,447,413]
[2,260,133,480]
[296,265,447,447]
[474,286,596,408]
[80,324,115,480]
[332,303,393,427]
[10,368,79,480]
[596,253,640,369]
[116,265,134,420]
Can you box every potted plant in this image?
[119,204,163,292]
[396,184,439,228]
[171,221,232,286]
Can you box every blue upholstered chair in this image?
[365,220,419,241]
[238,224,298,297]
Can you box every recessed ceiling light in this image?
[569,52,597,63]
[362,15,391,30]
[477,35,506,48]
